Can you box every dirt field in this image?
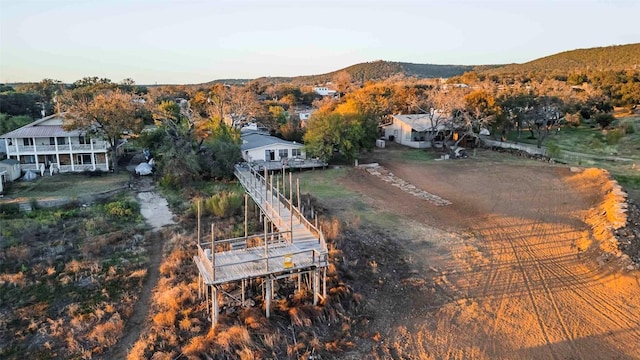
[333,148,640,359]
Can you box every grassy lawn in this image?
[1,172,130,200]
[505,115,640,158]
[503,114,640,200]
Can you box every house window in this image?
[50,137,55,145]
[278,149,288,159]
[292,148,301,157]
[22,155,36,164]
[77,154,93,164]
[79,135,90,144]
[57,137,66,145]
[23,138,34,146]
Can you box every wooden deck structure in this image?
[194,163,328,328]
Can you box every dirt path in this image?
[100,174,175,359]
[340,154,640,359]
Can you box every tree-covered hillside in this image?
[483,43,640,77]
[204,61,483,86]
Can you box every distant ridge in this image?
[204,61,489,86]
[201,43,639,86]
[481,43,640,76]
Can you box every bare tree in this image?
[407,87,454,146]
[63,89,145,172]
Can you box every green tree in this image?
[595,113,615,129]
[0,92,40,118]
[63,89,145,172]
[0,114,33,135]
[303,111,374,162]
[269,105,287,124]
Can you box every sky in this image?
[1,0,639,85]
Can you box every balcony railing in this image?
[20,163,109,173]
[5,143,108,154]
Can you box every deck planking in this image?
[195,165,327,286]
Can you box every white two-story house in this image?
[0,114,110,174]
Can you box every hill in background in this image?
[480,43,640,77]
[159,43,640,86]
[205,61,489,86]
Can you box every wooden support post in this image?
[289,172,293,231]
[269,173,274,215]
[296,178,300,213]
[277,178,281,219]
[244,194,248,239]
[265,277,272,318]
[197,199,201,244]
[313,269,319,305]
[212,286,218,329]
[205,284,209,314]
[323,267,327,299]
[241,279,245,306]
[264,167,268,208]
[297,273,302,294]
[264,211,268,272]
[211,223,215,283]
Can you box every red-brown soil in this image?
[335,149,640,359]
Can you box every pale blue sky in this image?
[1,0,638,85]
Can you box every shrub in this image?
[153,310,176,327]
[203,191,243,217]
[605,129,624,145]
[595,113,615,129]
[103,199,140,221]
[546,143,561,159]
[564,112,581,127]
[0,203,20,216]
[620,121,635,134]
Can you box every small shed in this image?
[0,159,21,181]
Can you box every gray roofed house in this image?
[382,112,454,149]
[240,133,327,171]
[241,133,304,163]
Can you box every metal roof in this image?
[1,125,81,138]
[0,113,83,139]
[391,113,453,132]
[241,133,303,151]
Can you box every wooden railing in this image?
[195,242,327,284]
[6,143,108,154]
[234,164,327,251]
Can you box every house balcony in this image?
[5,143,108,155]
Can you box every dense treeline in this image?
[204,61,478,87]
[482,43,640,79]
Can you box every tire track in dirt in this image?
[491,216,560,360]
[522,220,640,337]
[527,196,640,337]
[515,210,583,359]
[342,156,640,359]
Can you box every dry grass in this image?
[319,217,341,241]
[88,312,124,350]
[5,244,30,262]
[215,325,252,353]
[153,311,176,328]
[567,168,629,253]
[0,271,26,286]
